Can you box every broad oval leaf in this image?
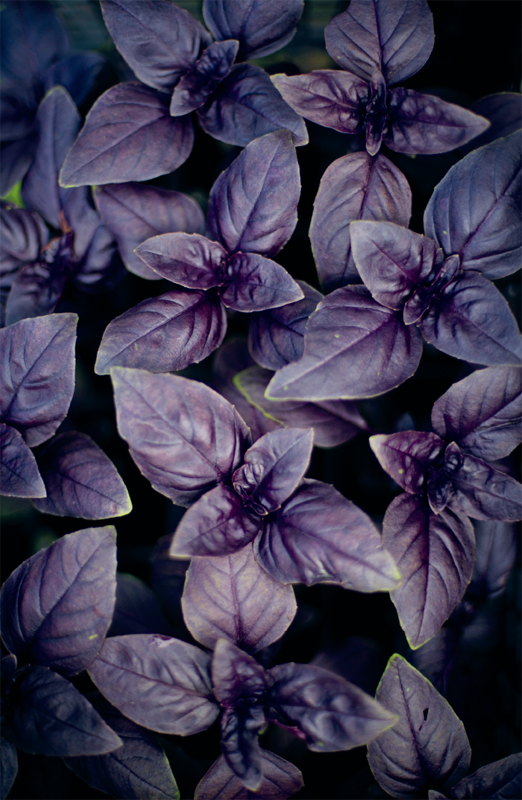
[211,639,266,708]
[0,526,117,676]
[0,313,77,447]
[370,431,446,495]
[368,655,471,797]
[267,662,397,752]
[450,455,522,522]
[324,0,434,86]
[135,233,227,288]
[11,666,122,757]
[448,753,522,799]
[182,543,296,652]
[0,422,46,498]
[255,479,400,591]
[266,286,423,401]
[424,131,522,279]
[88,634,219,735]
[32,431,132,519]
[111,369,250,506]
[206,129,301,257]
[94,183,204,280]
[59,82,194,187]
[431,366,522,461]
[383,494,475,649]
[95,289,227,375]
[220,252,303,313]
[197,64,308,148]
[170,39,239,116]
[310,152,412,290]
[194,749,303,800]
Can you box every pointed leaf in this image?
[59,82,194,187]
[88,634,219,735]
[255,479,400,591]
[195,750,303,800]
[220,252,303,313]
[0,313,77,447]
[135,232,227,288]
[450,455,522,521]
[0,526,117,675]
[0,422,46,498]
[170,40,239,116]
[111,369,250,506]
[43,51,105,108]
[211,639,266,707]
[471,520,518,600]
[461,92,522,154]
[383,494,475,649]
[368,654,471,797]
[370,431,446,494]
[448,753,522,799]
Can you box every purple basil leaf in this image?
[94,183,204,280]
[324,0,434,85]
[0,525,117,676]
[471,520,518,600]
[350,220,440,309]
[43,52,104,108]
[450,455,522,522]
[194,749,303,800]
[310,152,412,290]
[0,422,46,498]
[72,220,120,289]
[170,484,262,558]
[220,705,265,791]
[0,313,77,447]
[248,281,322,370]
[31,431,132,519]
[255,479,400,591]
[95,289,226,375]
[211,639,266,707]
[88,634,219,735]
[232,428,313,513]
[59,82,194,187]
[0,135,37,197]
[10,666,122,757]
[370,431,446,494]
[368,654,471,797]
[461,93,522,154]
[419,272,522,366]
[271,71,367,134]
[100,0,211,93]
[424,132,522,280]
[448,752,522,799]
[64,693,180,800]
[0,204,49,274]
[382,494,475,649]
[0,0,69,85]
[111,369,250,506]
[235,366,369,448]
[170,40,239,116]
[0,84,36,142]
[409,625,461,696]
[431,366,522,461]
[0,737,17,799]
[110,573,173,637]
[384,89,490,155]
[135,232,227,288]
[203,0,303,60]
[181,543,296,652]
[220,252,303,313]
[267,662,397,752]
[5,257,68,326]
[206,129,301,257]
[426,441,463,515]
[266,285,423,401]
[197,64,308,148]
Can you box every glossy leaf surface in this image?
[194,749,303,800]
[0,422,46,498]
[135,233,227,289]
[170,39,239,116]
[220,252,303,313]
[220,705,265,790]
[211,639,266,707]
[370,431,445,494]
[450,455,522,521]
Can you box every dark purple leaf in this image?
[266,285,423,401]
[170,40,239,116]
[197,64,308,148]
[0,313,77,447]
[181,543,296,651]
[95,289,226,375]
[203,0,303,60]
[384,90,490,155]
[64,693,180,800]
[211,639,266,707]
[100,0,211,93]
[59,82,194,187]
[271,71,367,134]
[255,479,400,591]
[267,662,397,752]
[0,86,36,142]
[0,135,37,196]
[32,431,132,519]
[368,654,471,797]
[0,203,49,274]
[220,252,303,313]
[43,52,105,108]
[409,625,462,696]
[94,183,204,280]
[0,737,17,799]
[382,494,475,649]
[248,281,322,370]
[194,749,303,800]
[431,366,522,461]
[135,233,228,288]
[5,258,68,326]
[151,535,188,629]
[324,0,434,85]
[220,705,265,790]
[461,92,522,154]
[110,573,173,637]
[170,484,262,558]
[471,520,518,600]
[88,634,219,735]
[0,0,69,85]
[450,455,522,521]
[310,152,411,290]
[111,369,250,506]
[448,753,522,799]
[10,666,122,757]
[72,220,119,289]
[206,129,301,257]
[419,272,522,366]
[370,431,446,494]
[0,422,46,498]
[424,132,522,280]
[0,526,117,676]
